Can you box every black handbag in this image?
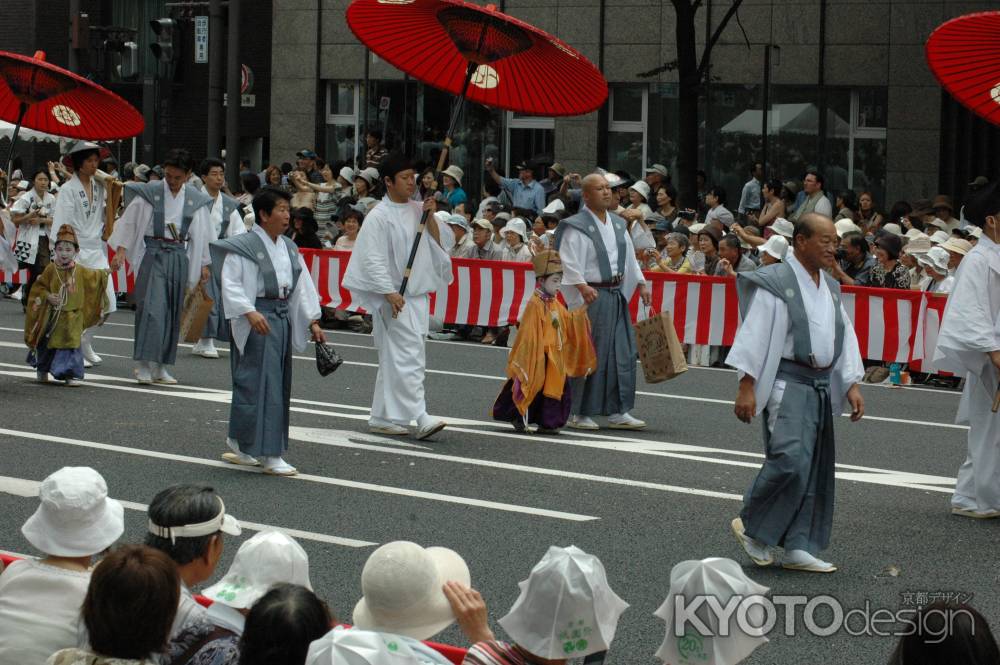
[315,342,344,376]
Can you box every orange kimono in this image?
[493,291,597,430]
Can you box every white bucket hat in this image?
[904,228,926,240]
[432,210,451,226]
[929,229,951,245]
[654,558,770,665]
[688,222,706,235]
[445,214,470,232]
[903,236,933,256]
[629,180,651,202]
[770,218,793,239]
[306,627,422,665]
[918,246,951,274]
[760,235,788,261]
[358,167,380,186]
[925,217,949,231]
[966,225,983,239]
[542,198,565,214]
[941,237,972,256]
[881,222,904,237]
[353,541,470,640]
[203,531,312,609]
[22,467,125,557]
[339,166,355,183]
[442,165,464,186]
[834,219,862,238]
[498,545,629,660]
[500,218,529,243]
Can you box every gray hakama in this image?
[735,262,845,553]
[571,286,638,416]
[200,273,229,341]
[132,238,188,365]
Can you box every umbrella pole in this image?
[1,103,27,206]
[397,62,478,300]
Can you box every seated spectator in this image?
[650,232,691,273]
[931,194,961,232]
[469,219,501,260]
[917,246,955,294]
[308,628,426,665]
[831,233,875,286]
[758,234,788,265]
[440,165,467,209]
[654,183,678,222]
[170,531,313,665]
[940,236,972,270]
[237,173,260,209]
[966,225,983,246]
[695,225,722,275]
[354,169,378,200]
[354,541,493,664]
[239,584,331,665]
[290,208,324,249]
[0,467,124,665]
[715,234,756,276]
[900,235,933,288]
[835,190,858,222]
[654,558,769,665]
[444,213,475,258]
[498,218,533,262]
[887,601,1000,665]
[145,485,242,642]
[704,186,735,231]
[870,234,910,289]
[334,209,363,251]
[623,181,653,222]
[465,546,627,665]
[46,545,179,665]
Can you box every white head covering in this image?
[770,218,794,239]
[967,225,983,239]
[654,558,770,665]
[21,467,125,557]
[760,235,788,260]
[433,210,451,226]
[203,531,312,609]
[881,222,904,237]
[442,165,464,186]
[353,541,470,640]
[306,627,422,665]
[339,166,355,183]
[629,180,651,202]
[498,545,629,660]
[917,246,951,275]
[834,219,862,238]
[904,228,926,240]
[500,218,529,243]
[542,198,565,214]
[358,167,380,186]
[929,230,951,245]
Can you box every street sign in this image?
[194,16,208,64]
[379,96,391,111]
[223,93,256,108]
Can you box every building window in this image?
[325,81,360,166]
[504,111,553,176]
[849,88,888,206]
[607,84,647,177]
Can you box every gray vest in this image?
[210,230,302,299]
[216,193,241,237]
[553,210,628,283]
[123,181,214,239]
[737,261,845,369]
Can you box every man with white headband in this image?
[143,484,241,641]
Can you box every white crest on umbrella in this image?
[51,105,81,126]
[471,64,500,90]
[992,83,1000,105]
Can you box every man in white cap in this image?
[933,182,1000,519]
[50,141,117,367]
[109,148,216,385]
[465,545,628,664]
[144,484,242,641]
[644,162,669,192]
[343,154,453,440]
[0,467,124,665]
[556,173,651,431]
[729,214,865,573]
[444,213,475,258]
[469,218,502,260]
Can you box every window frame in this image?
[504,111,554,173]
[607,84,648,172]
[326,81,361,162]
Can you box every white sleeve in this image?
[558,226,588,287]
[221,252,255,319]
[290,253,322,352]
[10,196,30,214]
[227,210,246,237]
[107,197,152,267]
[50,188,75,240]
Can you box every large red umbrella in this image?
[925,11,1000,126]
[346,0,607,297]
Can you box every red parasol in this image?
[346,0,607,117]
[925,11,1000,126]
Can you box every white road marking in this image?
[0,475,377,548]
[0,428,598,522]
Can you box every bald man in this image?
[554,173,651,431]
[727,213,865,573]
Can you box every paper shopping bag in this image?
[180,283,215,343]
[635,309,687,383]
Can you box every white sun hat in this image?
[500,218,529,243]
[834,219,862,238]
[433,210,451,226]
[904,228,926,240]
[770,218,794,239]
[917,246,951,275]
[21,467,124,557]
[542,198,565,214]
[203,531,312,609]
[654,558,770,665]
[966,225,983,239]
[760,235,788,261]
[629,180,651,201]
[306,627,422,665]
[339,166,355,183]
[498,545,629,661]
[353,541,470,640]
[929,230,951,245]
[441,165,464,186]
[881,222,904,237]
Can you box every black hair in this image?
[199,157,226,177]
[366,128,383,142]
[888,601,1000,665]
[750,161,764,174]
[803,169,825,188]
[720,234,742,253]
[656,183,678,206]
[341,208,363,225]
[28,168,50,187]
[144,485,224,565]
[280,162,293,175]
[837,190,858,212]
[763,179,782,197]
[708,186,727,206]
[888,200,913,225]
[842,232,869,255]
[70,149,101,171]
[252,188,292,224]
[162,148,194,173]
[379,153,414,185]
[238,584,332,665]
[964,181,1000,229]
[696,170,707,182]
[242,172,261,196]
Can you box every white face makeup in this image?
[54,240,76,267]
[541,273,562,295]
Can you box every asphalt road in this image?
[0,297,992,664]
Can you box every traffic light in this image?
[117,41,139,81]
[149,18,176,63]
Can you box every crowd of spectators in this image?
[1,466,997,665]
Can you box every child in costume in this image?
[25,225,109,386]
[493,250,597,433]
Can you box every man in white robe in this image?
[727,213,865,573]
[109,149,214,384]
[212,188,324,476]
[192,158,246,359]
[50,141,117,367]
[342,154,454,440]
[933,182,1000,518]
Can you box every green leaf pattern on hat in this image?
[677,628,708,663]
[214,575,249,602]
[559,619,592,654]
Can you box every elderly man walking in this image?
[728,213,865,573]
[555,173,650,430]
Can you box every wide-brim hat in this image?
[941,237,972,256]
[834,219,861,238]
[500,218,529,242]
[761,235,788,260]
[903,237,933,256]
[881,222,904,237]
[925,217,949,231]
[904,228,927,240]
[203,531,312,609]
[353,542,470,640]
[967,226,983,239]
[532,250,562,277]
[357,167,380,186]
[548,162,567,178]
[62,141,111,168]
[339,166,355,183]
[918,246,951,274]
[629,180,651,201]
[930,230,951,245]
[931,195,953,211]
[770,218,794,239]
[22,467,125,557]
[306,627,422,665]
[542,198,565,214]
[442,165,464,186]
